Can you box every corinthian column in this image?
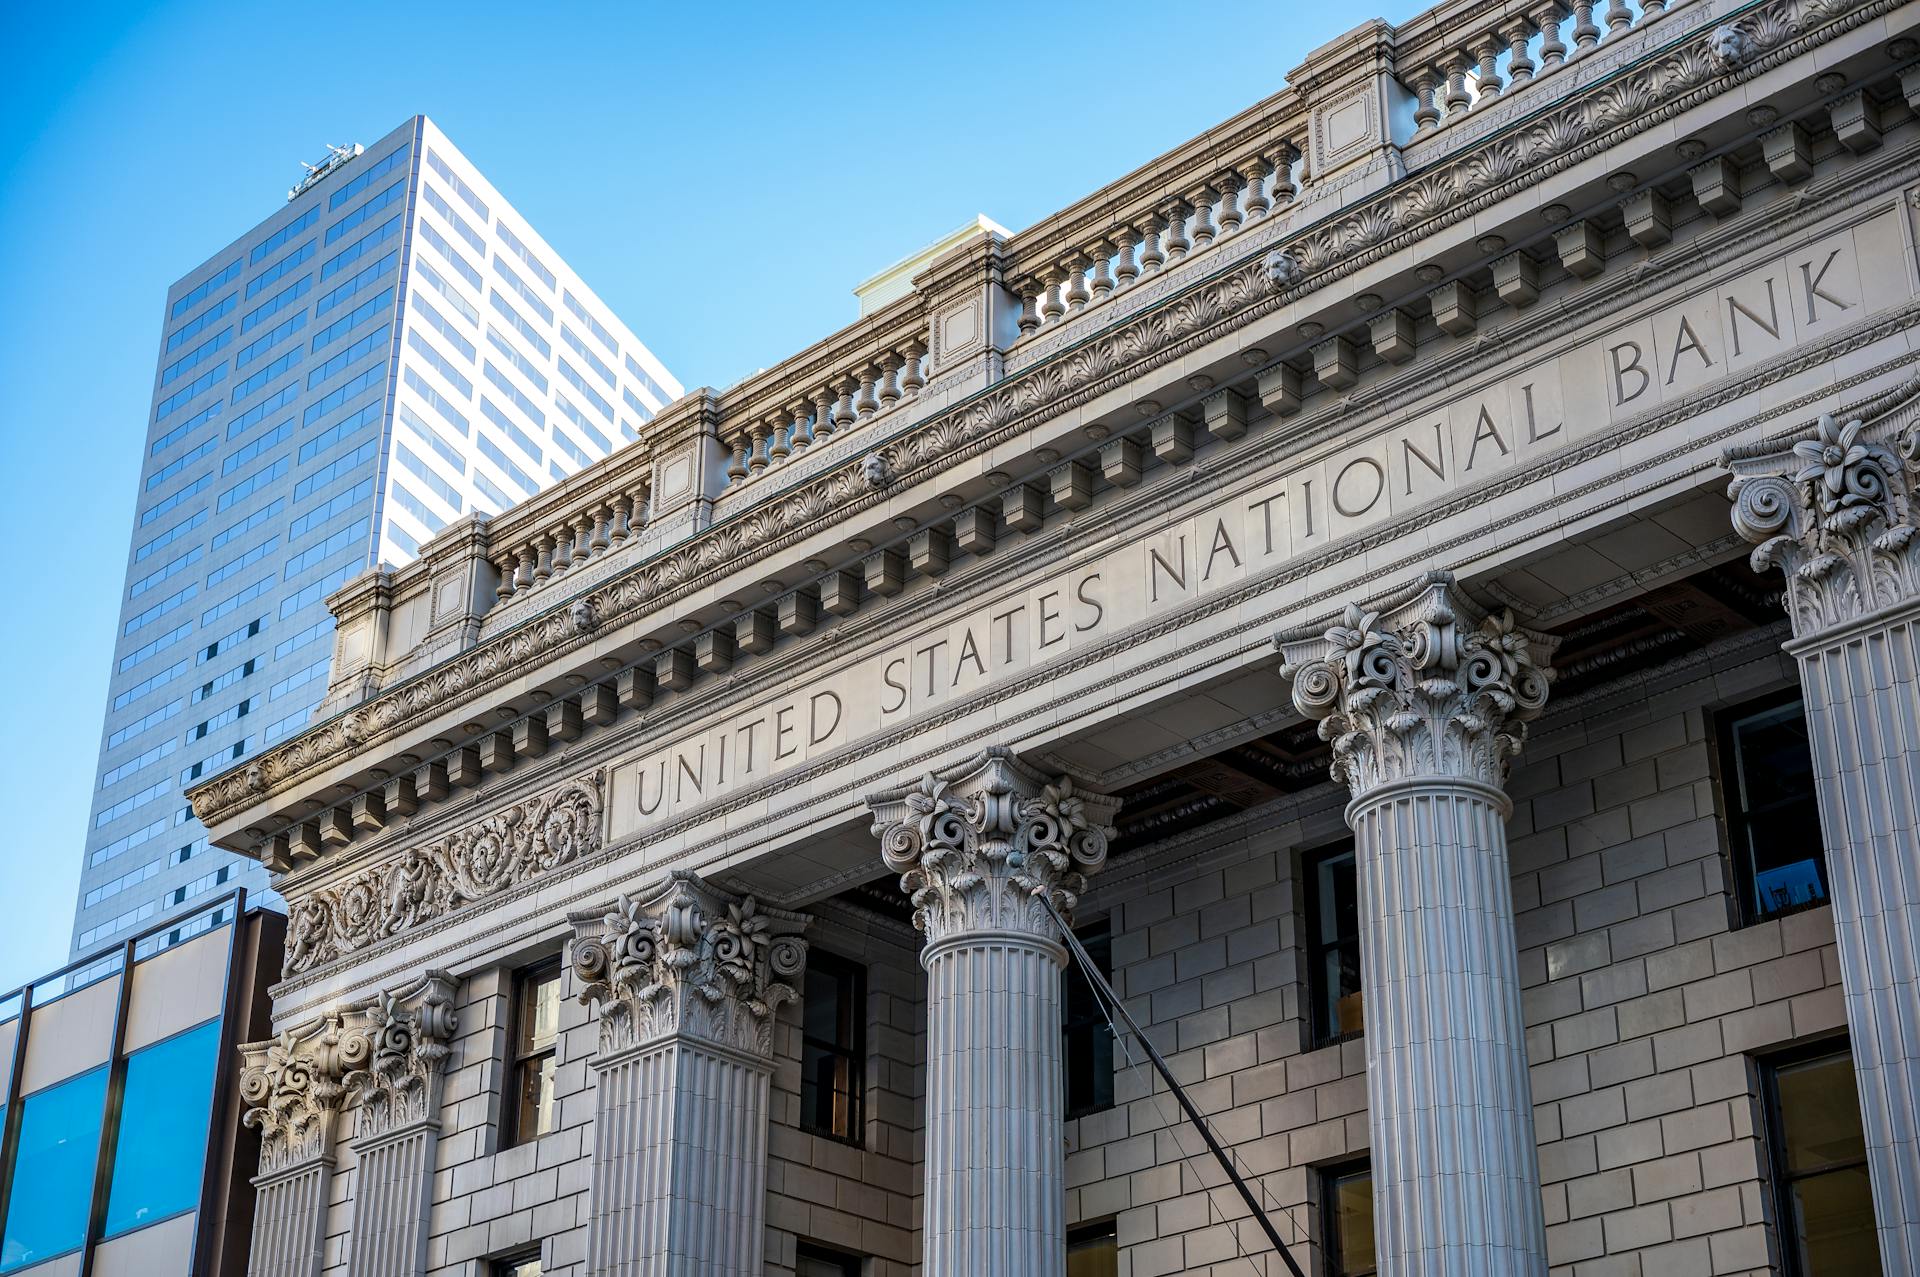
[1278,573,1554,1277]
[1728,394,1920,1275]
[568,872,809,1277]
[239,1020,360,1277]
[867,748,1120,1277]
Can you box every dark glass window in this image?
[796,1241,862,1276]
[509,960,562,1146]
[1307,843,1364,1045]
[1067,1220,1118,1277]
[104,1016,222,1236]
[1718,692,1827,922]
[801,953,864,1144]
[493,1252,542,1277]
[1063,921,1114,1119]
[0,1066,108,1270]
[1321,1159,1377,1277]
[1764,1043,1881,1275]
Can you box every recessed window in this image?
[801,952,865,1145]
[508,959,562,1147]
[1717,691,1827,923]
[0,1066,108,1269]
[796,1241,862,1277]
[1306,842,1364,1046]
[1320,1159,1376,1277]
[1763,1042,1881,1274]
[493,1251,542,1277]
[1063,920,1115,1119]
[1067,1219,1118,1277]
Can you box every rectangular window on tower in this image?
[1306,842,1364,1046]
[795,1243,863,1277]
[1063,919,1114,1119]
[1321,1159,1377,1277]
[1066,1220,1118,1277]
[1716,690,1827,923]
[800,951,864,1145]
[1763,1041,1882,1275]
[507,958,562,1147]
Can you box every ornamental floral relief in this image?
[283,773,602,976]
[237,971,458,1173]
[866,748,1121,947]
[186,0,1885,832]
[1727,377,1920,635]
[1277,573,1556,799]
[568,872,809,1059]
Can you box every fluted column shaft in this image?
[1349,778,1546,1275]
[1794,607,1920,1272]
[247,1155,334,1277]
[1727,400,1920,1273]
[346,1122,438,1277]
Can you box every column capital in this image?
[1276,572,1555,801]
[568,871,809,1060]
[866,747,1120,949]
[1726,382,1920,638]
[238,970,459,1171]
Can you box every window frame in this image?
[505,957,563,1149]
[795,1240,863,1277]
[1062,918,1115,1121]
[491,1248,543,1277]
[1318,1157,1377,1277]
[799,950,866,1146]
[1303,840,1364,1048]
[1760,1036,1880,1277]
[1713,687,1828,927]
[1066,1218,1119,1277]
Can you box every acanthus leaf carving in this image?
[567,871,809,1059]
[1276,573,1556,799]
[866,747,1121,947]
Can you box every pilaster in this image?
[1278,573,1554,1277]
[1726,383,1920,1276]
[317,568,394,716]
[912,227,1020,395]
[567,872,809,1277]
[866,748,1120,1277]
[1285,18,1410,192]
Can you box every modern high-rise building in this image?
[70,114,680,962]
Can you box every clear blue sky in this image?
[0,0,1409,991]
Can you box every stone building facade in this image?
[190,0,1920,1273]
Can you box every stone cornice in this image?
[186,0,1890,838]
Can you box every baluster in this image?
[1412,68,1443,133]
[1089,241,1116,302]
[1273,144,1301,204]
[900,340,927,397]
[1016,276,1043,336]
[1113,227,1140,288]
[854,364,880,421]
[788,400,815,452]
[726,435,749,484]
[572,516,592,566]
[832,377,857,434]
[1571,0,1600,53]
[1473,35,1505,102]
[813,387,839,442]
[589,506,610,554]
[533,535,555,584]
[767,411,792,464]
[514,546,535,592]
[1163,199,1192,261]
[1137,214,1167,276]
[1060,254,1088,314]
[1605,0,1632,32]
[1187,186,1217,249]
[1444,52,1473,117]
[1216,171,1244,235]
[877,354,903,409]
[494,557,517,600]
[1642,0,1667,15]
[1243,157,1273,220]
[1506,19,1536,86]
[1038,264,1066,324]
[1535,3,1568,69]
[610,497,632,543]
[551,528,573,575]
[747,421,770,475]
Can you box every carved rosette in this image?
[866,748,1121,948]
[238,970,459,1172]
[1727,386,1920,638]
[1277,573,1555,802]
[568,872,809,1059]
[282,773,603,976]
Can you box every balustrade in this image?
[493,486,648,603]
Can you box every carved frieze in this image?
[1277,573,1555,799]
[187,0,1890,834]
[568,872,809,1059]
[238,971,458,1173]
[283,774,603,976]
[1727,378,1920,636]
[866,748,1121,947]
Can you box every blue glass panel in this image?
[0,1067,108,1270]
[103,1018,222,1236]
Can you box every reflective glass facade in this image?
[70,116,679,958]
